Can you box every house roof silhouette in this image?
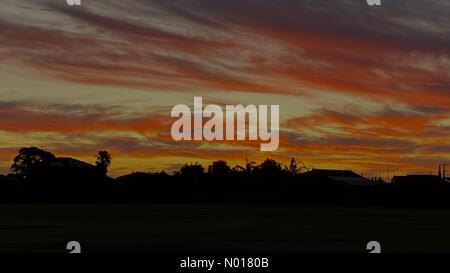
[307,169,359,177]
[303,169,381,187]
[392,175,444,189]
[49,157,95,169]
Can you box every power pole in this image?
[439,164,448,180]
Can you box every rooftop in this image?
[306,169,361,177]
[50,157,95,169]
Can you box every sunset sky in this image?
[0,0,449,178]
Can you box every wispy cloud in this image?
[0,0,449,176]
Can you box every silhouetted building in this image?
[302,169,382,187]
[392,175,445,191]
[30,157,104,188]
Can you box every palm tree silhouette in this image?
[96,150,112,175]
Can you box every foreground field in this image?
[0,204,449,253]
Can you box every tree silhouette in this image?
[208,160,232,177]
[179,163,204,180]
[96,150,112,175]
[10,147,56,179]
[286,157,298,176]
[254,159,283,178]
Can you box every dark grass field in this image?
[0,204,450,253]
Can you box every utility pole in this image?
[439,163,448,180]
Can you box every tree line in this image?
[7,146,311,180]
